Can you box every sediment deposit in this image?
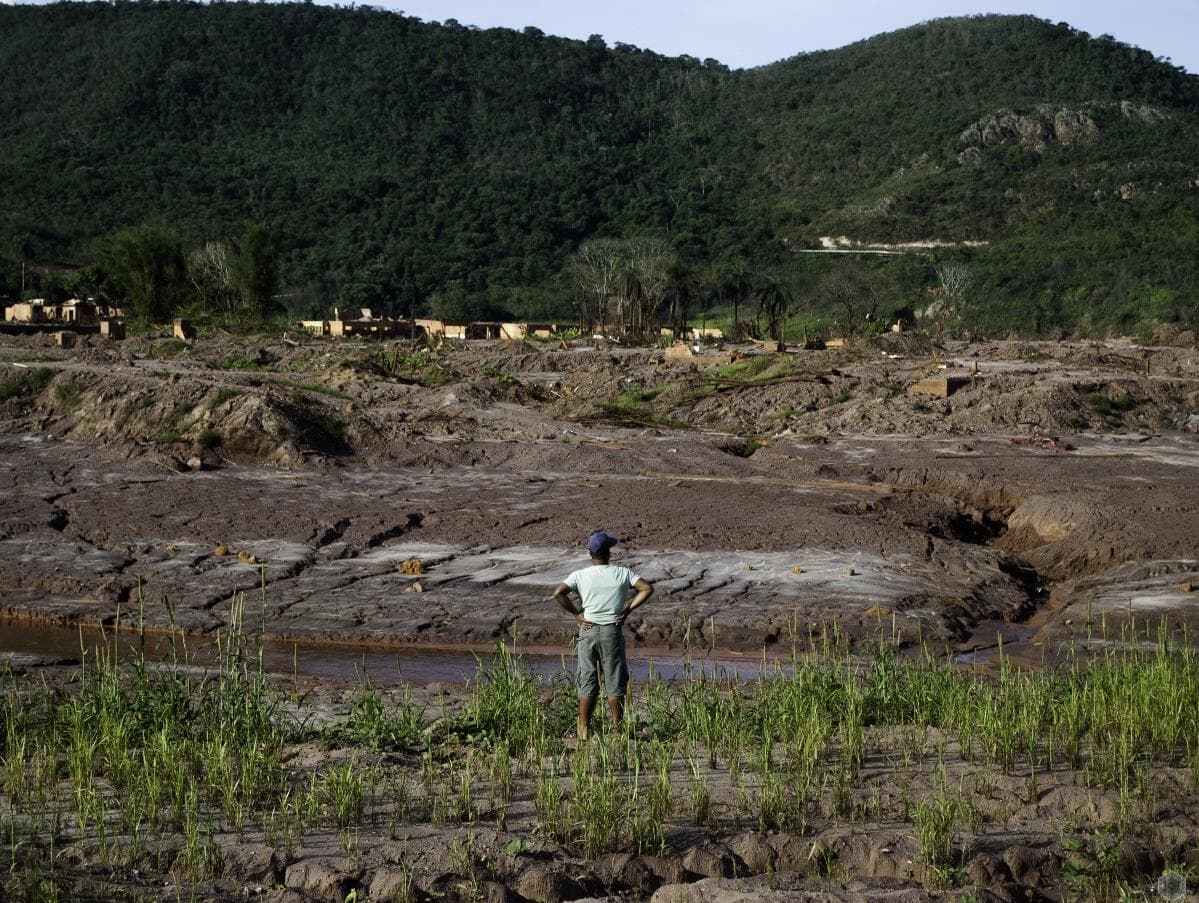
[2,331,1198,658]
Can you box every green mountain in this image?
[0,3,1196,334]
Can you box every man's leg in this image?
[576,630,600,741]
[606,695,623,728]
[598,625,630,732]
[578,696,596,740]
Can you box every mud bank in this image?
[1,425,1198,657]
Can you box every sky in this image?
[1,0,1193,73]
[371,0,1198,74]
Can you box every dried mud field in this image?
[2,329,1199,901]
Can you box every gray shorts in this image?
[576,624,629,699]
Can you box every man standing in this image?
[552,531,654,740]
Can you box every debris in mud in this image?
[912,375,970,398]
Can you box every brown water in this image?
[0,621,788,684]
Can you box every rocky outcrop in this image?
[1118,100,1169,125]
[959,105,1098,153]
[959,100,1169,156]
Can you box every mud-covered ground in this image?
[1,329,1197,657]
[2,645,1198,903]
[2,328,1199,900]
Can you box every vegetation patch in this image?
[2,623,1197,899]
[593,384,681,428]
[287,395,349,452]
[358,349,457,387]
[723,436,764,457]
[158,339,191,358]
[0,367,53,404]
[207,387,243,409]
[271,377,349,400]
[482,361,517,388]
[335,680,425,751]
[218,353,264,371]
[708,356,776,382]
[53,380,84,410]
[1083,391,1135,416]
[679,382,719,405]
[157,400,197,445]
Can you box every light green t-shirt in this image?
[563,564,642,625]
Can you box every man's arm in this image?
[615,578,653,625]
[553,582,594,629]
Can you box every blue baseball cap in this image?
[586,531,619,555]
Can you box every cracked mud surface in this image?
[2,432,1043,652]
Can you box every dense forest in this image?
[0,3,1196,335]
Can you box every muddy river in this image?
[0,619,789,683]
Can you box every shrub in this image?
[0,367,53,403]
[219,354,262,371]
[54,381,84,409]
[208,388,243,409]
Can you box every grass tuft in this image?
[0,367,53,403]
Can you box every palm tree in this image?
[715,259,753,339]
[756,274,792,343]
[664,260,694,339]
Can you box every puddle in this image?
[0,620,791,684]
[950,621,1042,667]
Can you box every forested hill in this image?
[1,3,1196,334]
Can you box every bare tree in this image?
[624,237,675,338]
[936,263,974,303]
[818,267,879,338]
[570,237,676,339]
[933,263,974,337]
[568,238,622,333]
[189,241,233,311]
